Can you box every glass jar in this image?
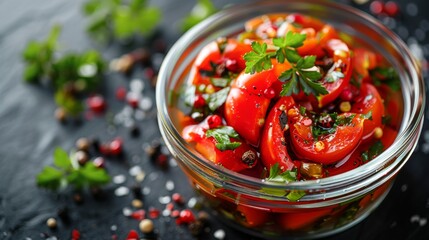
[156,0,425,238]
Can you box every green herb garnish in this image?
[206,126,241,151]
[36,147,110,190]
[205,87,230,111]
[266,163,298,183]
[361,140,384,163]
[263,163,305,201]
[370,67,401,91]
[325,70,344,83]
[244,31,327,97]
[181,0,217,32]
[83,0,161,42]
[22,26,105,117]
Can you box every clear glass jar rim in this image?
[156,0,425,195]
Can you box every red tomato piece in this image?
[351,83,385,140]
[260,96,297,171]
[278,208,332,230]
[316,39,352,108]
[353,48,378,81]
[236,204,270,227]
[290,113,364,164]
[193,132,258,172]
[225,63,291,146]
[188,39,252,86]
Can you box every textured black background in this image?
[0,0,428,239]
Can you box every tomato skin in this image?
[225,87,270,146]
[195,136,258,172]
[278,208,332,230]
[236,204,270,227]
[351,83,385,140]
[260,96,297,171]
[316,39,352,108]
[290,113,364,164]
[353,48,378,81]
[225,63,291,146]
[188,39,252,85]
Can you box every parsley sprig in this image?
[22,26,105,117]
[36,147,110,190]
[263,163,306,201]
[206,126,241,151]
[244,31,327,97]
[83,0,161,42]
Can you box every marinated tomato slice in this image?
[260,96,297,171]
[290,112,364,164]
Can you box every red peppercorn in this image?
[130,209,146,221]
[126,230,139,240]
[263,87,276,99]
[176,209,195,225]
[172,193,184,204]
[87,95,106,114]
[171,210,180,218]
[370,0,384,15]
[148,207,160,219]
[207,115,222,129]
[384,1,400,17]
[99,143,111,155]
[193,94,206,108]
[110,138,123,156]
[127,93,140,108]
[71,229,80,240]
[115,86,127,101]
[166,203,175,211]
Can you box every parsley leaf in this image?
[205,87,230,111]
[370,67,401,91]
[83,0,161,41]
[244,31,328,97]
[244,42,274,74]
[36,147,110,191]
[266,163,298,184]
[326,70,344,83]
[264,163,305,201]
[206,126,241,151]
[361,141,384,163]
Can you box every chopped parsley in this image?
[243,31,327,97]
[205,87,230,112]
[263,163,306,201]
[361,140,384,163]
[206,126,241,151]
[370,67,401,91]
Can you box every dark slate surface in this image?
[0,0,428,239]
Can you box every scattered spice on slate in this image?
[129,124,141,138]
[131,209,146,221]
[213,229,226,240]
[165,180,175,191]
[188,220,205,236]
[113,174,126,184]
[86,95,106,114]
[132,199,144,209]
[54,107,67,122]
[139,219,154,233]
[57,207,70,223]
[176,209,195,225]
[76,137,91,151]
[75,150,89,165]
[93,157,105,168]
[114,186,130,197]
[172,193,184,205]
[126,229,140,240]
[71,229,80,240]
[148,207,160,219]
[73,193,83,204]
[123,207,133,217]
[158,195,171,204]
[46,217,57,229]
[131,184,144,199]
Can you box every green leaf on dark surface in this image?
[80,164,111,185]
[53,147,71,169]
[181,0,217,32]
[206,126,241,151]
[36,166,63,190]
